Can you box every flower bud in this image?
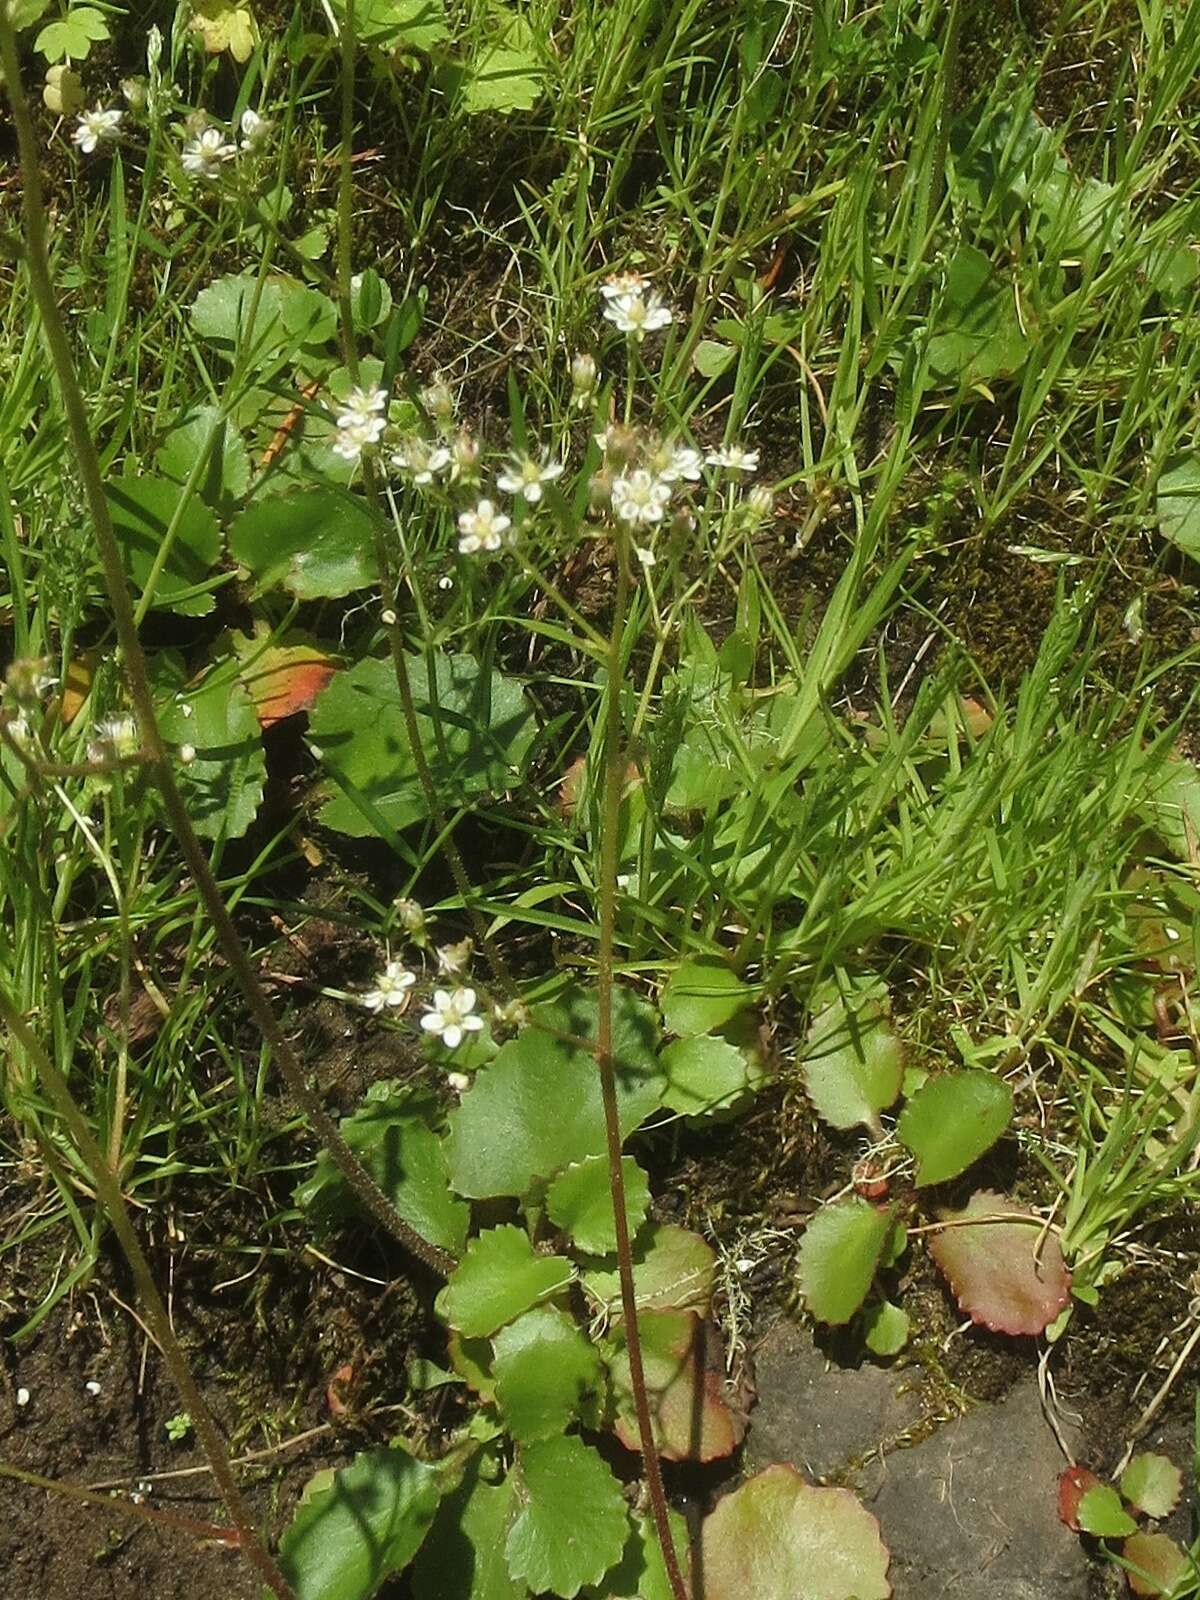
[5,657,55,706]
[450,429,480,481]
[570,352,597,405]
[419,377,455,427]
[179,743,196,765]
[121,76,148,111]
[747,484,775,520]
[394,898,427,941]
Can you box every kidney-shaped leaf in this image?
[446,987,662,1199]
[310,653,536,837]
[896,1068,1012,1186]
[546,1154,650,1255]
[801,976,903,1135]
[1120,1453,1183,1520]
[278,1444,442,1600]
[156,404,251,518]
[492,1305,603,1443]
[928,1190,1070,1335]
[606,1308,744,1462]
[661,957,755,1036]
[1157,457,1200,561]
[108,476,222,616]
[229,486,380,600]
[660,1035,755,1120]
[231,628,338,728]
[436,1225,572,1339]
[580,1223,716,1321]
[504,1436,629,1599]
[1076,1482,1137,1539]
[154,653,265,841]
[796,1200,897,1326]
[697,1464,891,1600]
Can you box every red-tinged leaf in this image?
[1124,1531,1191,1596]
[697,1464,891,1600]
[606,1309,744,1463]
[928,1189,1071,1335]
[1059,1466,1104,1531]
[235,637,338,728]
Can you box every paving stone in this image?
[745,1318,1091,1599]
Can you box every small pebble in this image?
[16,1387,30,1407]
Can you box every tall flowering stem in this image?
[0,997,294,1600]
[0,0,451,1285]
[596,526,689,1600]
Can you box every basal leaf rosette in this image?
[697,1464,892,1600]
[928,1190,1070,1335]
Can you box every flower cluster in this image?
[332,385,389,462]
[361,908,492,1061]
[73,105,272,177]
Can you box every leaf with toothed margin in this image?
[796,1200,898,1325]
[435,1225,573,1338]
[503,1436,629,1598]
[1120,1453,1183,1520]
[604,1309,744,1462]
[696,1465,892,1600]
[928,1190,1070,1336]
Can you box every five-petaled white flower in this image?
[602,287,674,340]
[239,108,272,152]
[611,470,671,526]
[332,416,384,461]
[457,499,511,555]
[391,437,451,485]
[362,960,417,1013]
[337,386,388,430]
[421,987,484,1050]
[73,107,123,154]
[706,444,760,472]
[650,442,703,483]
[599,271,648,301]
[182,126,237,180]
[496,453,565,505]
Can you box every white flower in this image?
[602,288,674,340]
[496,453,565,505]
[5,715,30,745]
[336,385,389,429]
[89,715,139,762]
[182,126,237,181]
[706,444,760,472]
[446,1071,470,1093]
[457,499,511,555]
[436,939,473,976]
[611,470,671,527]
[391,436,451,485]
[332,416,384,461]
[649,441,702,483]
[72,107,122,154]
[420,987,484,1050]
[599,271,648,301]
[635,546,657,568]
[239,108,272,152]
[361,960,417,1013]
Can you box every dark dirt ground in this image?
[5,1064,1200,1599]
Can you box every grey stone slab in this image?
[745,1319,1091,1599]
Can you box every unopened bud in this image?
[5,656,55,706]
[179,743,196,765]
[419,377,455,427]
[381,608,397,626]
[587,468,613,511]
[450,429,479,480]
[121,76,148,111]
[394,898,427,940]
[492,997,530,1031]
[747,484,775,520]
[570,352,597,404]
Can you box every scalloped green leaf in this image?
[412,1456,523,1600]
[928,1190,1071,1335]
[661,958,755,1036]
[1157,456,1200,561]
[436,1225,572,1339]
[1077,1482,1137,1539]
[580,1223,715,1321]
[796,1200,896,1325]
[156,405,251,520]
[310,652,536,838]
[446,987,662,1199]
[278,1444,441,1600]
[606,1308,744,1462]
[862,1298,910,1357]
[660,1034,754,1119]
[896,1068,1013,1186]
[492,1305,603,1443]
[294,1088,469,1256]
[1120,1453,1183,1520]
[697,1464,891,1600]
[190,273,286,363]
[801,976,903,1135]
[546,1154,650,1255]
[927,245,1030,388]
[107,476,221,616]
[504,1436,628,1598]
[154,653,264,841]
[229,487,379,601]
[331,0,448,50]
[586,1511,688,1600]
